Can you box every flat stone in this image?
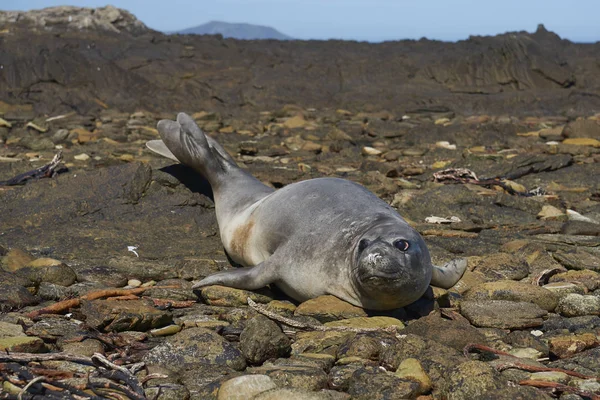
[254,388,349,400]
[0,336,45,353]
[464,280,558,311]
[553,248,600,272]
[198,285,274,307]
[529,371,570,384]
[468,253,530,281]
[549,270,600,291]
[294,295,367,323]
[80,299,172,332]
[508,347,543,359]
[143,327,246,371]
[460,300,547,329]
[18,258,77,286]
[324,316,404,329]
[401,312,488,351]
[218,375,277,400]
[248,364,328,391]
[0,321,25,338]
[291,330,354,355]
[556,294,600,317]
[62,339,105,357]
[548,333,599,358]
[542,282,586,298]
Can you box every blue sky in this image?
[3,0,599,42]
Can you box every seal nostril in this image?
[393,239,410,252]
[358,239,369,252]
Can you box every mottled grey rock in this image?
[347,366,420,400]
[328,364,364,391]
[240,315,291,365]
[442,360,551,400]
[75,265,128,287]
[144,384,190,400]
[460,300,547,329]
[143,327,246,371]
[217,375,276,400]
[556,294,600,317]
[26,318,84,343]
[37,282,71,300]
[0,283,38,311]
[553,248,600,272]
[254,388,349,400]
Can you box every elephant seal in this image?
[147,113,466,310]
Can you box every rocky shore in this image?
[1,6,600,400]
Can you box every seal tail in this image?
[148,112,237,187]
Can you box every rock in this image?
[537,204,566,220]
[197,285,274,307]
[402,312,488,351]
[150,325,182,337]
[62,339,105,357]
[26,319,84,342]
[283,115,309,129]
[548,333,599,358]
[248,364,328,391]
[562,118,600,139]
[460,300,547,329]
[556,294,600,317]
[240,315,291,365]
[0,283,38,311]
[336,332,394,361]
[80,299,172,332]
[294,295,367,323]
[561,221,600,236]
[217,375,277,400]
[292,330,354,355]
[76,265,128,287]
[468,253,530,281]
[265,300,297,316]
[37,282,72,300]
[328,364,364,391]
[571,378,600,393]
[0,336,46,353]
[1,248,35,272]
[254,388,348,400]
[18,258,77,286]
[395,358,432,395]
[324,316,404,329]
[464,280,558,311]
[74,153,91,161]
[362,146,382,156]
[505,330,549,356]
[562,138,600,147]
[542,282,586,299]
[145,384,190,400]
[549,270,600,291]
[143,327,246,371]
[348,366,421,400]
[553,248,600,272]
[543,315,600,334]
[508,347,543,359]
[442,360,549,400]
[128,279,142,288]
[0,321,25,338]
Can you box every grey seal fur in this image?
[147,113,467,310]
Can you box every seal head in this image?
[352,223,432,309]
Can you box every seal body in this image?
[147,113,466,310]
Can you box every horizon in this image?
[2,0,599,43]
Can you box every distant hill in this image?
[174,20,292,40]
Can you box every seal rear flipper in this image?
[192,261,278,291]
[146,140,179,162]
[430,258,468,289]
[155,113,234,187]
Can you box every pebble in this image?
[127,278,142,288]
[74,153,90,161]
[394,358,432,394]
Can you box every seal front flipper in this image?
[192,259,279,291]
[430,258,467,289]
[146,140,178,162]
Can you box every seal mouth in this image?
[358,270,406,283]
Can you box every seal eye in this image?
[393,239,410,252]
[358,239,370,253]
